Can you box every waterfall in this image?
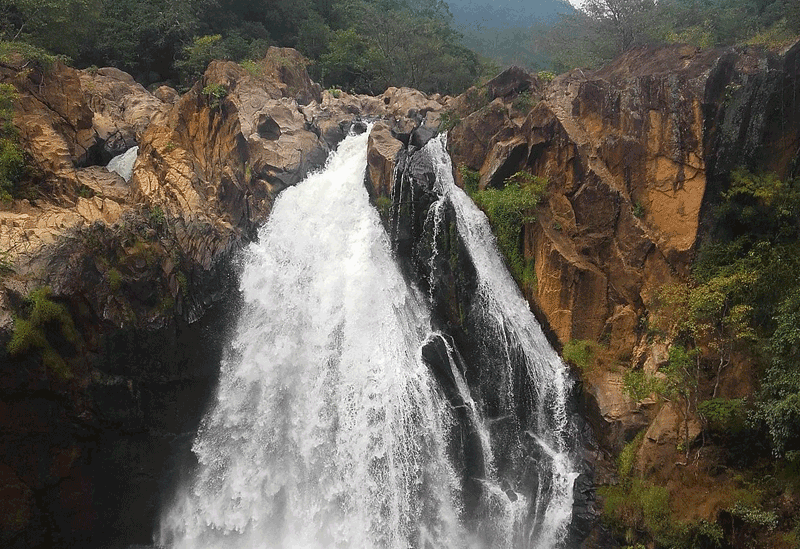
[107,146,139,182]
[159,128,467,549]
[158,128,578,549]
[422,134,579,549]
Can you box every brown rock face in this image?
[366,122,403,198]
[0,48,446,549]
[444,43,800,455]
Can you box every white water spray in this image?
[159,129,578,549]
[422,135,579,549]
[159,129,467,549]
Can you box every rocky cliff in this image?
[433,40,800,542]
[1,38,799,548]
[0,48,448,548]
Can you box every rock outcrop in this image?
[439,44,800,462]
[0,49,446,549]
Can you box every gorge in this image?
[0,38,799,549]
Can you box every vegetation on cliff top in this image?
[0,0,489,94]
[534,0,800,72]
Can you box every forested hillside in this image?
[0,0,487,94]
[536,0,800,71]
[1,0,799,93]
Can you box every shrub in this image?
[632,200,645,218]
[375,196,392,223]
[178,35,227,83]
[0,41,65,72]
[618,431,645,480]
[438,110,461,131]
[202,83,228,110]
[623,369,663,402]
[149,205,165,226]
[470,171,546,283]
[0,83,25,202]
[176,271,188,297]
[699,398,746,434]
[458,165,480,194]
[240,59,263,77]
[107,268,123,292]
[512,91,533,112]
[6,287,79,380]
[538,70,556,82]
[563,339,600,371]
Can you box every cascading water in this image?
[422,134,580,549]
[159,127,579,549]
[159,129,467,549]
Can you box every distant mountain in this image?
[446,0,577,70]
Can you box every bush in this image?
[699,398,746,434]
[563,339,600,371]
[375,195,392,223]
[0,83,24,202]
[0,41,65,72]
[470,171,546,284]
[6,287,79,380]
[148,205,166,226]
[458,165,480,194]
[438,110,461,131]
[107,268,123,292]
[178,35,228,83]
[201,83,228,110]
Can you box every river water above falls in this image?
[158,128,579,549]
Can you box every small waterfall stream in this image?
[422,135,579,549]
[158,128,579,549]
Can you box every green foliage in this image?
[177,34,227,83]
[0,83,25,202]
[240,59,263,77]
[537,70,556,82]
[0,250,13,274]
[600,479,672,546]
[318,28,382,92]
[107,267,122,292]
[534,0,799,72]
[176,271,188,297]
[0,40,64,70]
[698,398,746,434]
[148,205,165,225]
[2,0,483,93]
[201,83,227,110]
[511,91,534,112]
[623,369,662,402]
[375,195,392,224]
[563,339,600,370]
[7,287,79,380]
[470,171,546,284]
[618,431,645,480]
[438,110,461,132]
[684,169,800,456]
[730,502,778,530]
[458,165,480,195]
[632,201,645,218]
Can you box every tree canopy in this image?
[0,0,488,94]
